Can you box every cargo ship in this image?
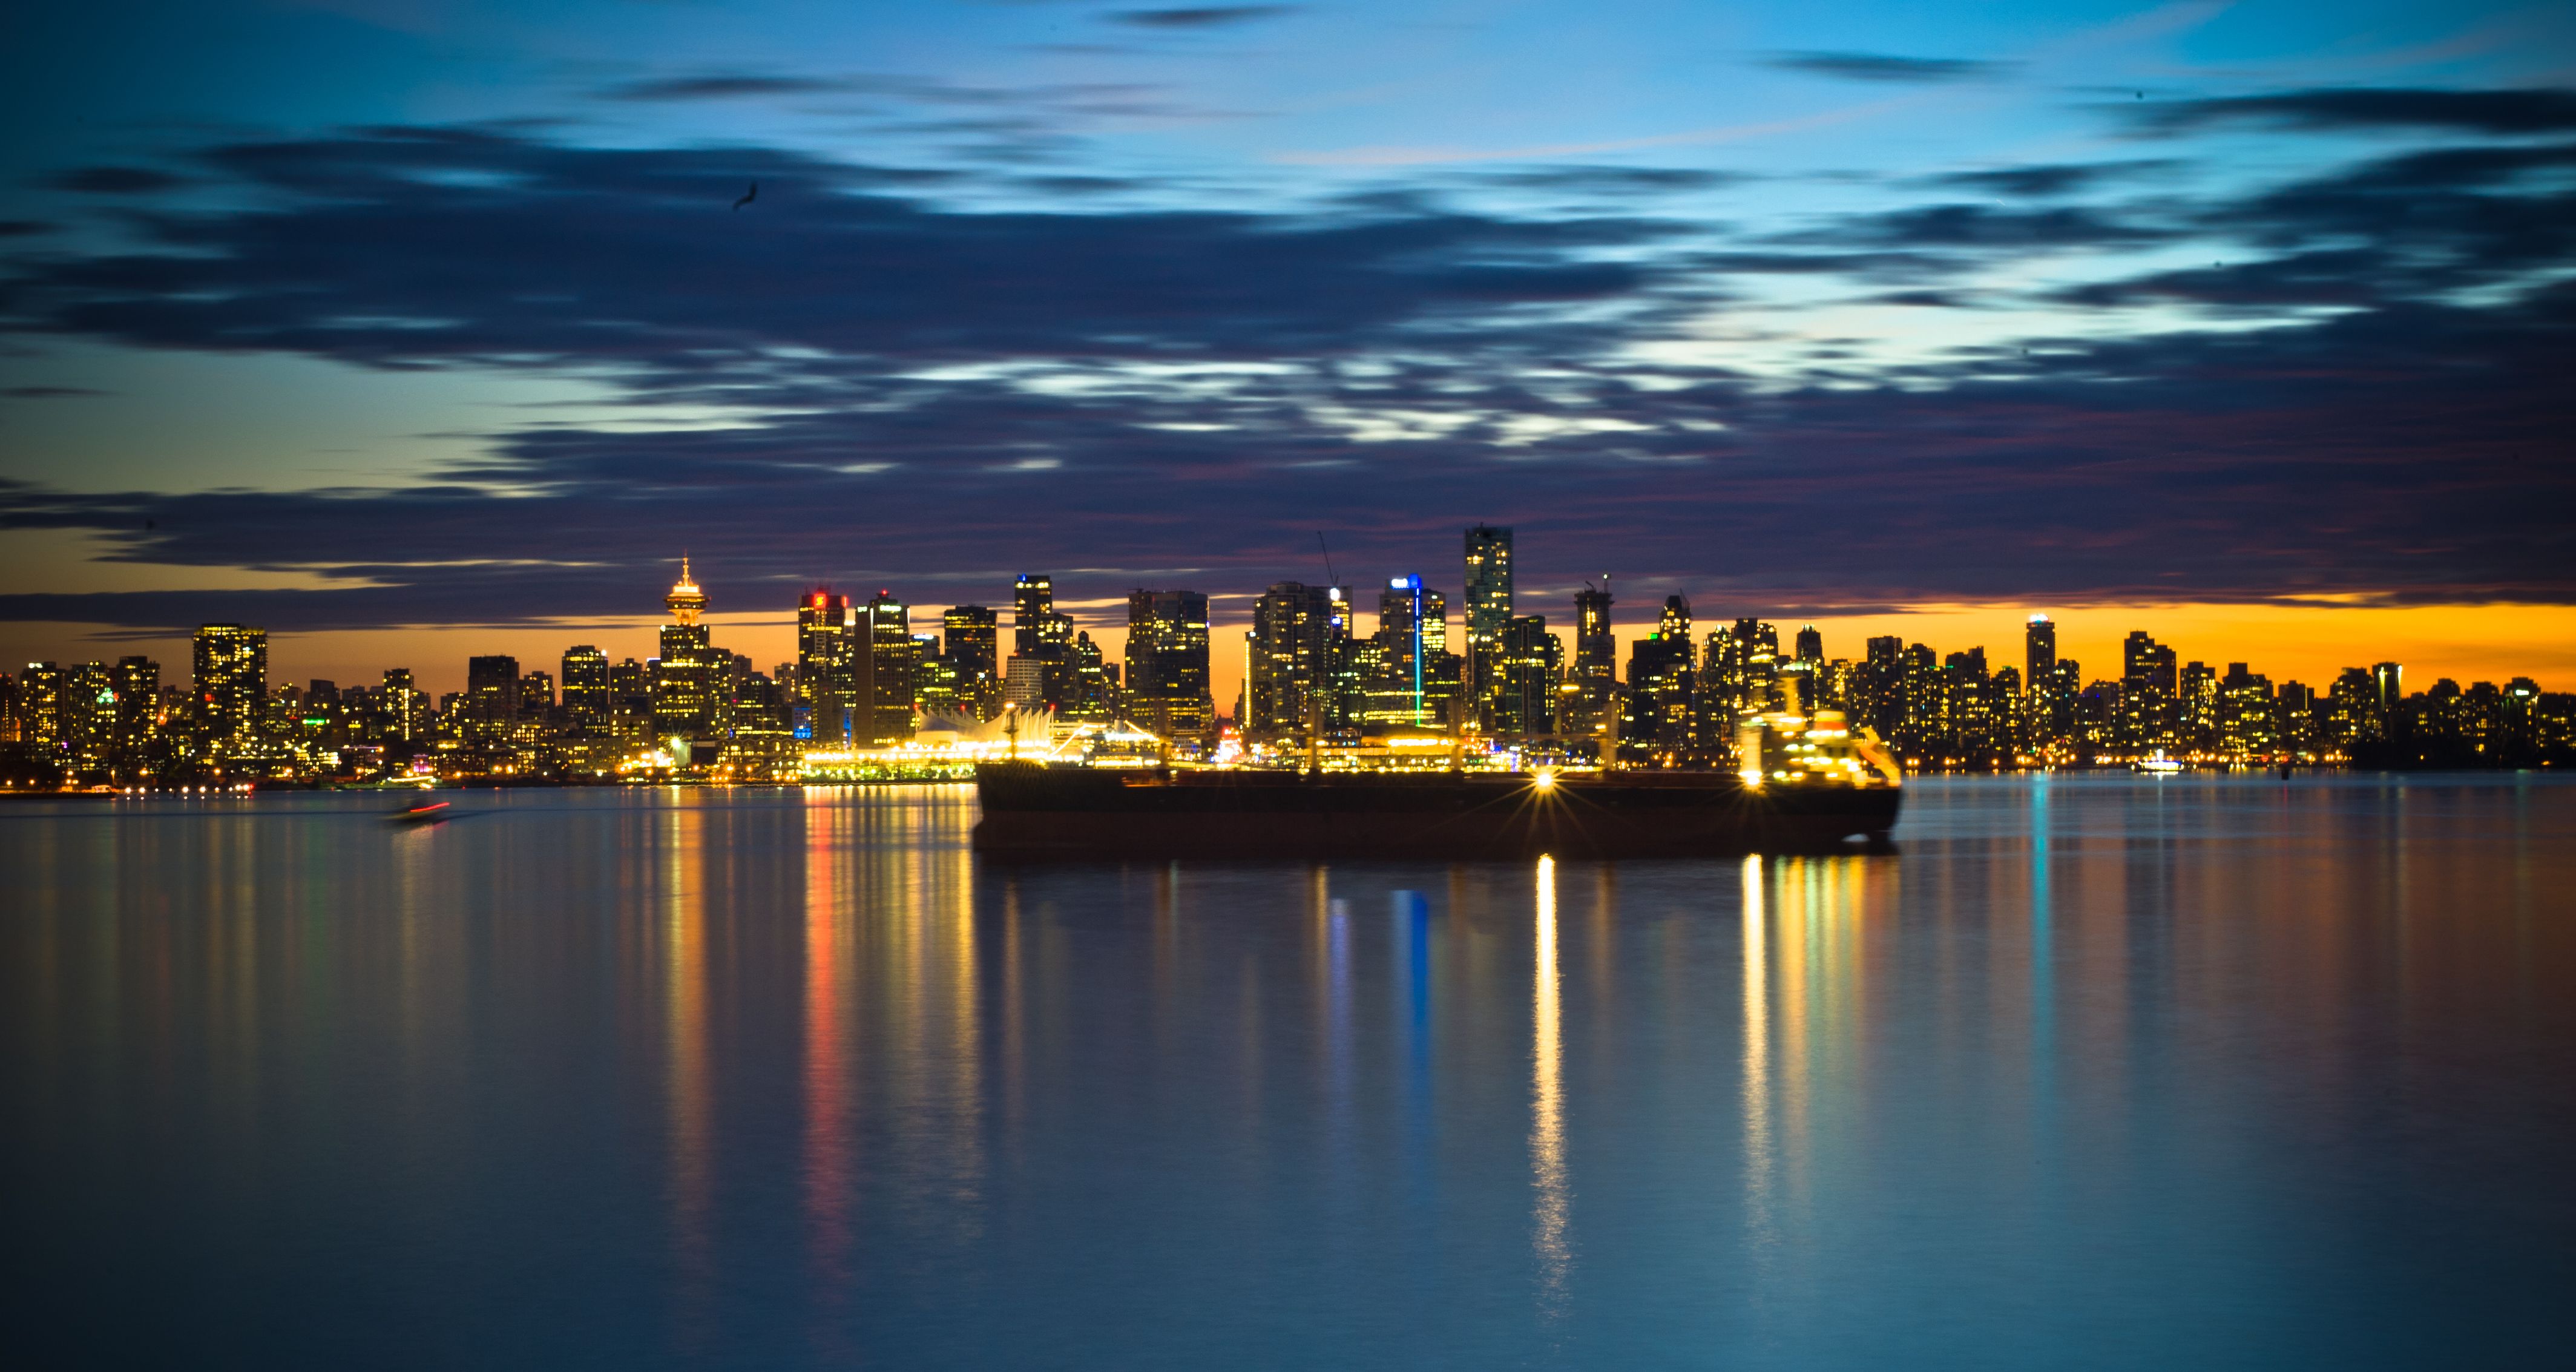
[971,712,1902,860]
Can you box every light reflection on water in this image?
[4,776,2573,1369]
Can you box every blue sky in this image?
[3,1,2573,688]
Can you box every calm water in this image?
[5,776,2572,1369]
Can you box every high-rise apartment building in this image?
[1500,615,1562,737]
[192,623,268,760]
[1011,574,1076,709]
[2025,614,2057,688]
[110,655,159,763]
[942,605,999,717]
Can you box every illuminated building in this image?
[2025,614,2057,685]
[1794,625,1823,667]
[464,655,521,749]
[561,646,610,731]
[1620,596,1695,761]
[1125,589,1214,739]
[381,668,426,742]
[942,605,999,718]
[2121,631,2179,750]
[1013,574,1076,709]
[2372,662,2404,718]
[1570,582,1616,732]
[1066,631,1117,723]
[1500,615,1562,737]
[192,623,268,761]
[854,591,916,744]
[110,655,159,764]
[651,558,724,748]
[1463,525,1513,731]
[797,589,854,744]
[1247,580,1347,744]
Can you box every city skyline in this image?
[4,2,2572,689]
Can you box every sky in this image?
[2,0,2572,703]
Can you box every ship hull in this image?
[971,764,1901,860]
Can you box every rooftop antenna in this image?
[1315,531,1338,588]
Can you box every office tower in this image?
[1620,597,1695,760]
[1012,574,1076,708]
[1571,581,1617,722]
[561,646,610,730]
[1063,631,1117,722]
[519,671,554,715]
[1375,577,1434,727]
[853,590,916,743]
[651,558,723,744]
[942,605,999,717]
[1859,635,1903,740]
[110,656,159,762]
[2181,661,2217,750]
[1125,589,1214,738]
[1462,525,1513,729]
[796,589,855,743]
[1501,615,1562,737]
[1794,625,1823,666]
[462,655,521,749]
[2026,615,2057,687]
[192,624,268,759]
[1247,581,1346,743]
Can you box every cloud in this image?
[1474,166,1746,195]
[50,166,189,194]
[2135,87,2576,136]
[1109,7,1296,28]
[3,121,2571,630]
[2,386,106,398]
[1922,160,2178,198]
[2,126,1668,371]
[597,74,849,102]
[1761,51,2015,84]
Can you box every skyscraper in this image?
[464,655,521,749]
[941,605,999,718]
[1012,574,1076,709]
[1247,581,1345,744]
[1462,525,1513,730]
[797,589,854,743]
[1125,589,1213,738]
[562,646,610,730]
[2025,614,2057,686]
[110,655,159,764]
[1621,596,1695,760]
[1794,625,1823,666]
[652,558,723,744]
[1500,615,1562,737]
[854,590,916,744]
[192,623,268,760]
[1572,581,1616,720]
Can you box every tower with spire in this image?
[666,555,707,626]
[652,555,723,750]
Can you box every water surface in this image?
[5,776,2571,1368]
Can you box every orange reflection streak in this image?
[664,801,711,1327]
[803,795,853,1294]
[1531,855,1569,1310]
[1741,855,1772,1232]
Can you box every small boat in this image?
[389,800,453,827]
[2136,752,2184,775]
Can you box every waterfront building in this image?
[1621,596,1695,761]
[2026,615,2057,686]
[1571,582,1617,731]
[110,656,159,764]
[1500,615,1562,737]
[464,655,521,750]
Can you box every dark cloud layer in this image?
[1763,52,2014,84]
[1111,7,1298,29]
[2135,87,2576,136]
[2,108,2572,632]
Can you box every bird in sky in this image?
[732,182,757,211]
